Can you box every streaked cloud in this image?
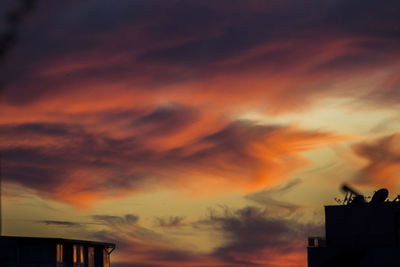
[154,216,186,228]
[1,116,343,207]
[245,179,302,214]
[92,214,139,226]
[352,133,400,190]
[2,0,399,112]
[37,220,85,228]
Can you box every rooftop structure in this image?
[0,235,115,267]
[308,185,400,267]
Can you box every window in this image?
[73,245,85,265]
[73,245,77,263]
[80,245,84,263]
[88,247,95,267]
[57,244,63,263]
[103,250,110,267]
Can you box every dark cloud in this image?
[0,119,148,201]
[98,109,144,124]
[311,52,379,73]
[0,0,39,63]
[86,219,202,266]
[0,116,338,207]
[2,0,400,106]
[1,120,149,197]
[87,204,320,267]
[154,216,185,228]
[132,105,199,136]
[136,0,400,68]
[0,122,74,136]
[92,214,139,226]
[3,160,64,190]
[37,220,84,227]
[320,0,400,38]
[202,205,322,266]
[177,121,335,179]
[182,122,280,165]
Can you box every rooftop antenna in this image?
[370,188,389,204]
[341,183,365,205]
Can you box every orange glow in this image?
[353,133,400,190]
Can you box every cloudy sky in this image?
[1,0,400,266]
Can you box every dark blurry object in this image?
[370,188,389,204]
[0,0,38,62]
[341,183,365,205]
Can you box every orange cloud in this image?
[352,133,400,190]
[0,114,345,208]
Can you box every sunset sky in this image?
[1,0,400,266]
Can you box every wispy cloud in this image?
[36,220,85,228]
[2,0,399,110]
[352,133,400,190]
[92,214,139,226]
[1,118,343,207]
[245,179,302,214]
[204,205,319,266]
[154,216,186,228]
[90,203,321,267]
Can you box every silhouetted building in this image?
[0,236,115,267]
[308,185,400,267]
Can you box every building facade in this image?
[0,236,115,267]
[308,187,400,267]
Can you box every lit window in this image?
[80,245,84,263]
[57,244,63,263]
[73,245,85,265]
[73,245,77,263]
